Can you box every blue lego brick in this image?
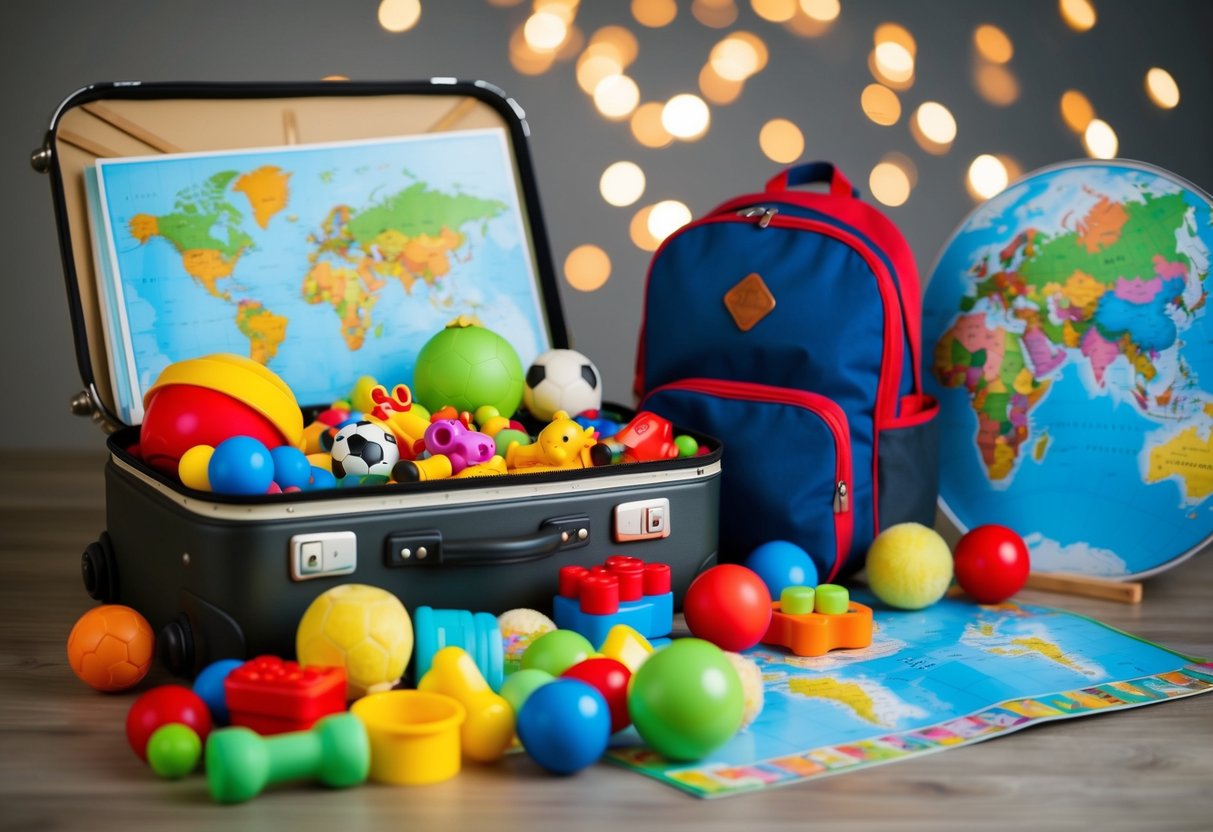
[552,592,673,648]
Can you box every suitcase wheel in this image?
[81,532,118,603]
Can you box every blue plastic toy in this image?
[553,558,673,648]
[744,540,819,598]
[192,658,244,725]
[413,606,504,692]
[208,436,275,495]
[516,678,610,775]
[307,466,338,491]
[270,446,312,490]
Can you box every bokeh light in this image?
[600,161,647,207]
[699,64,746,105]
[869,160,912,207]
[510,25,557,75]
[759,119,805,164]
[648,200,693,242]
[974,24,1013,63]
[534,0,579,23]
[974,63,1020,106]
[662,94,711,140]
[633,0,677,27]
[1060,89,1095,132]
[710,35,761,81]
[913,101,957,153]
[1145,67,1180,109]
[524,10,569,52]
[588,26,639,66]
[1083,118,1119,159]
[800,0,841,21]
[594,74,641,120]
[727,32,769,73]
[861,84,901,126]
[378,0,422,32]
[874,22,916,56]
[967,154,1010,200]
[1059,0,1097,32]
[692,0,739,28]
[631,102,675,147]
[630,205,660,251]
[577,50,625,94]
[322,75,350,81]
[752,0,798,23]
[564,244,612,292]
[872,41,915,85]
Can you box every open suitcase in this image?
[34,79,721,676]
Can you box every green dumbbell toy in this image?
[205,712,369,804]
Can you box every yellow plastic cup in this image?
[351,690,466,785]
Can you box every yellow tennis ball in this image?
[177,445,214,491]
[865,522,953,610]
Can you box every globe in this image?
[923,160,1213,579]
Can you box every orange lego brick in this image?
[761,601,873,657]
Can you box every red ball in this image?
[126,685,213,763]
[561,657,632,734]
[682,564,773,652]
[954,524,1031,604]
[141,384,286,475]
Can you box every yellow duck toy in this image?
[505,411,597,472]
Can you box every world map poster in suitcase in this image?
[36,80,721,675]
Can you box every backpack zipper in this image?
[738,206,778,227]
[642,377,853,581]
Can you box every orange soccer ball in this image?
[67,605,155,692]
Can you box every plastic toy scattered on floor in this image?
[412,606,505,692]
[411,319,525,417]
[67,604,155,692]
[953,524,1031,604]
[224,656,347,735]
[295,584,413,699]
[351,689,466,785]
[865,522,955,610]
[126,685,213,763]
[682,563,772,652]
[553,556,673,646]
[761,584,875,657]
[205,712,369,803]
[516,677,611,775]
[505,410,599,472]
[417,646,514,763]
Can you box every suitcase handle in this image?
[386,515,591,568]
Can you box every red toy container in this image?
[225,656,347,735]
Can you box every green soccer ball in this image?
[412,322,525,418]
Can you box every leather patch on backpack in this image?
[723,272,776,331]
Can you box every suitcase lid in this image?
[33,79,568,431]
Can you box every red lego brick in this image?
[224,656,347,735]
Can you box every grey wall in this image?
[4,0,1211,449]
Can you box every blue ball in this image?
[516,678,610,775]
[744,540,819,597]
[192,658,243,725]
[307,466,338,491]
[270,446,312,490]
[207,436,275,495]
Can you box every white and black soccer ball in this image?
[523,349,603,422]
[330,421,399,479]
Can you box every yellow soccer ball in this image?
[296,584,413,699]
[865,522,954,610]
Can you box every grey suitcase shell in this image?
[38,80,721,676]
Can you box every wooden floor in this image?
[1,453,1211,832]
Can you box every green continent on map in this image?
[932,190,1205,482]
[304,183,507,349]
[129,170,253,300]
[236,300,288,364]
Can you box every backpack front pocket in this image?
[641,378,853,581]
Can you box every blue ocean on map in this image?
[91,128,548,422]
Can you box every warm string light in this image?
[1060,89,1095,132]
[1145,68,1180,109]
[967,154,1010,200]
[912,101,957,155]
[751,0,798,23]
[600,161,647,207]
[378,0,421,32]
[869,158,913,207]
[1059,0,1097,32]
[759,119,805,164]
[563,244,612,292]
[633,0,677,27]
[861,84,901,126]
[631,102,675,147]
[692,0,738,28]
[593,74,641,120]
[662,94,711,140]
[1083,119,1119,159]
[648,200,693,241]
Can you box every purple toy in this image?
[424,419,496,474]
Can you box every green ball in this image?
[673,435,699,458]
[520,629,594,676]
[865,522,954,610]
[493,428,532,458]
[499,668,555,715]
[628,638,744,761]
[412,324,524,417]
[146,723,201,779]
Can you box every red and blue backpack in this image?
[635,162,940,581]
